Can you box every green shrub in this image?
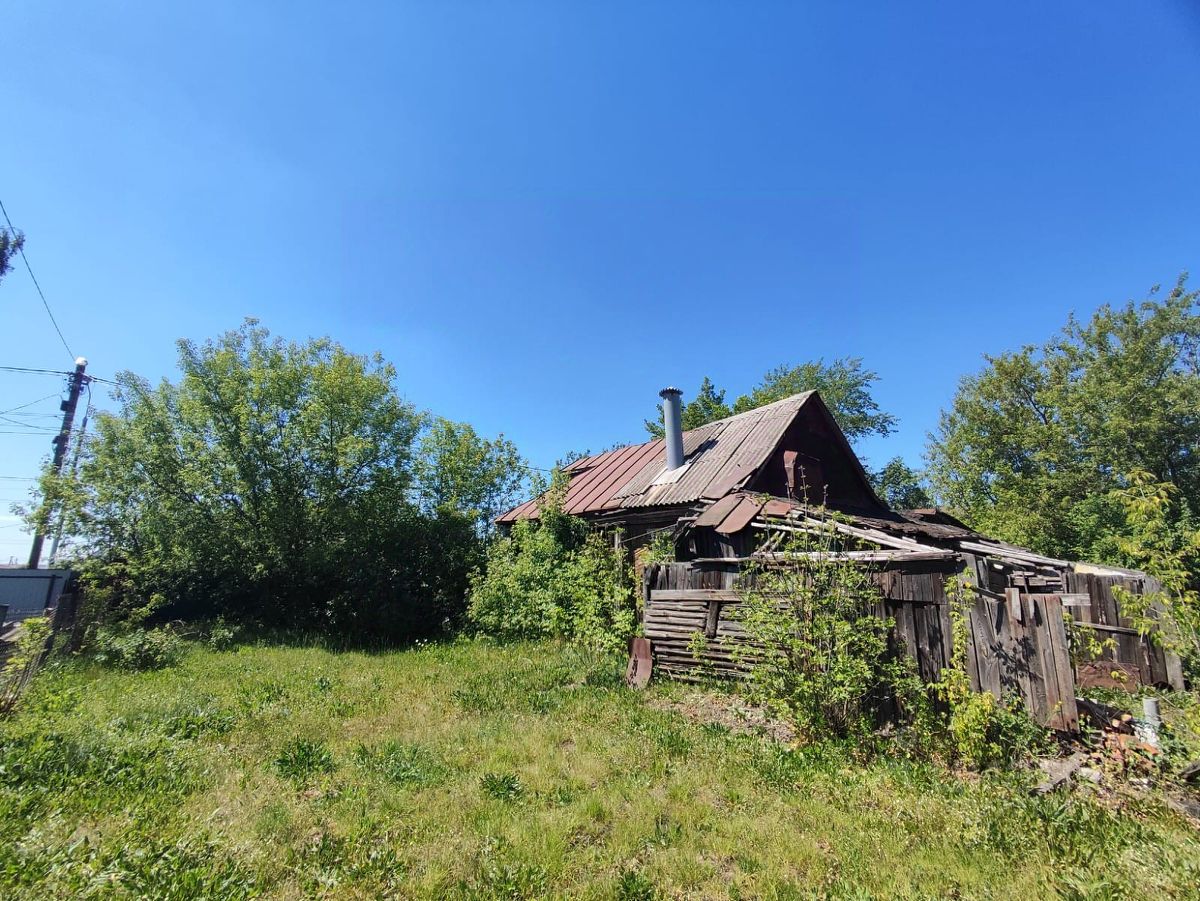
[468,470,635,654]
[734,518,920,741]
[934,579,1050,769]
[274,738,336,783]
[206,618,238,651]
[0,616,51,713]
[93,626,184,671]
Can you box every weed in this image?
[466,837,549,899]
[615,868,657,901]
[93,626,184,671]
[480,771,523,801]
[117,698,236,740]
[275,738,336,783]
[354,740,448,788]
[313,674,335,694]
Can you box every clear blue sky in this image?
[2,2,1199,562]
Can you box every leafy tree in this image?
[1110,471,1200,677]
[732,358,897,443]
[0,227,25,285]
[645,361,895,444]
[871,457,931,510]
[35,320,483,639]
[644,377,731,437]
[927,276,1200,562]
[415,418,526,535]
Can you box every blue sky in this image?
[2,2,1199,562]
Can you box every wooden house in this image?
[498,389,1184,730]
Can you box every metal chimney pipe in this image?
[660,387,685,471]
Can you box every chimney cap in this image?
[658,386,682,398]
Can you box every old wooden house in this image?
[498,388,1184,730]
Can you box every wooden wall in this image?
[961,589,1078,732]
[1062,571,1185,691]
[641,560,960,687]
[641,556,1179,733]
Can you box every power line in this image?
[0,415,57,430]
[0,365,73,377]
[0,392,60,416]
[0,198,75,361]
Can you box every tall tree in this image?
[0,227,25,285]
[927,276,1200,562]
[415,418,527,535]
[35,321,485,637]
[645,361,896,445]
[644,377,731,437]
[871,457,932,510]
[732,358,897,443]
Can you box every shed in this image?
[498,389,1184,728]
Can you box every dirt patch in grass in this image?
[649,689,796,744]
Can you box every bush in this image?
[0,617,51,714]
[734,518,920,741]
[933,579,1050,769]
[468,471,635,654]
[93,626,184,671]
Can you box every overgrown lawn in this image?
[1,639,1197,899]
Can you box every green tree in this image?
[1110,471,1200,676]
[733,358,897,442]
[724,359,897,443]
[415,418,527,535]
[35,320,483,638]
[0,227,25,285]
[645,361,895,444]
[871,457,931,510]
[643,376,732,437]
[927,276,1200,562]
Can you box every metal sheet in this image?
[497,392,816,520]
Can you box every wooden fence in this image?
[642,557,1180,733]
[1061,571,1184,691]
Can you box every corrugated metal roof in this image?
[496,392,814,522]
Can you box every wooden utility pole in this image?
[27,357,89,569]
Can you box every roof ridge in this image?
[574,390,816,465]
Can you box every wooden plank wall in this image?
[642,562,751,679]
[963,590,1078,732]
[1062,571,1185,691]
[641,558,1116,733]
[642,561,959,688]
[871,564,955,685]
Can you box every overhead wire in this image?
[0,392,61,416]
[0,197,75,360]
[0,365,74,377]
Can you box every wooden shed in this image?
[498,390,1184,730]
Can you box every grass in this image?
[0,639,1197,899]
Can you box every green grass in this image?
[1,638,1197,899]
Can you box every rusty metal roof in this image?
[496,392,814,523]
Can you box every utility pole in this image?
[27,357,89,569]
[47,396,90,567]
